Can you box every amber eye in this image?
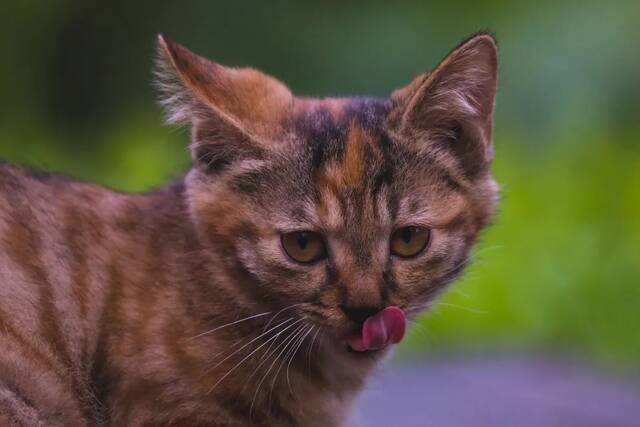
[281,231,327,263]
[390,226,430,258]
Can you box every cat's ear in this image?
[388,33,498,176]
[156,35,293,172]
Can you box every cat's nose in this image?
[339,304,380,325]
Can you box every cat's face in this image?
[158,34,498,352]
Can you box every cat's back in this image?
[0,164,124,426]
[0,164,116,299]
[0,164,107,330]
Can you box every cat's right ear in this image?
[387,34,498,177]
[155,35,293,173]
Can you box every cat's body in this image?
[0,166,361,426]
[0,33,498,426]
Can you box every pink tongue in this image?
[347,306,406,352]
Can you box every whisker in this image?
[306,327,321,372]
[205,318,302,395]
[257,309,312,364]
[205,324,261,362]
[257,327,286,363]
[269,325,313,403]
[264,323,310,414]
[205,332,284,396]
[473,244,504,257]
[285,325,314,394]
[262,303,303,333]
[189,311,272,340]
[250,323,307,417]
[242,322,306,392]
[405,297,488,318]
[205,317,295,374]
[451,287,471,298]
[434,301,487,314]
[310,329,326,370]
[406,320,429,341]
[268,324,310,403]
[209,318,292,361]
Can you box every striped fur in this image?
[0,33,498,425]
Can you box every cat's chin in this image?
[345,344,388,358]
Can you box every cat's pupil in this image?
[297,233,308,250]
[401,228,413,244]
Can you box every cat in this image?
[0,32,498,426]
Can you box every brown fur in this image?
[0,33,499,425]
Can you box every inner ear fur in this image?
[388,33,498,174]
[155,35,294,172]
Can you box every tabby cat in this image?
[0,33,498,426]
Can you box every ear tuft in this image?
[155,34,208,125]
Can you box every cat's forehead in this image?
[292,97,393,177]
[287,97,396,235]
[292,97,390,144]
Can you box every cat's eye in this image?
[390,226,430,258]
[281,231,327,263]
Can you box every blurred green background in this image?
[2,1,639,368]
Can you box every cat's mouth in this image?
[344,306,406,353]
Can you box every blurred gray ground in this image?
[351,355,640,427]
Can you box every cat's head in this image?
[157,34,498,354]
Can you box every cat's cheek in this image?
[234,236,288,279]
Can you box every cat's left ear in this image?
[388,33,498,175]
